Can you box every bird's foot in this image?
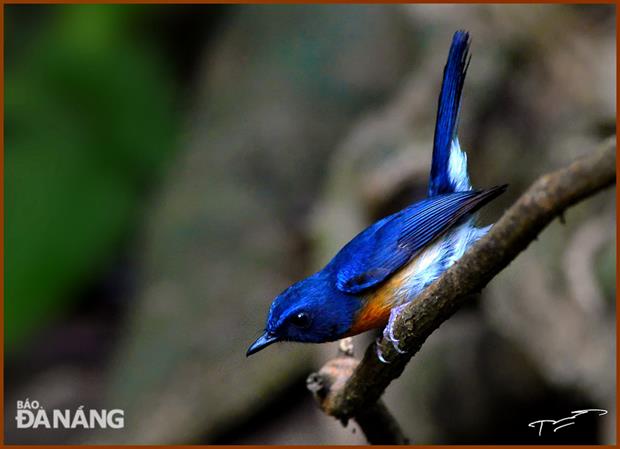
[375,303,410,363]
[383,303,409,354]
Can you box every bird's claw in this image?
[375,337,391,364]
[390,338,407,354]
[385,322,407,354]
[375,303,411,363]
[384,304,409,354]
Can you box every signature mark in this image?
[528,409,608,436]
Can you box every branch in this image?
[307,340,410,444]
[309,138,616,431]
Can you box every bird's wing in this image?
[333,186,506,294]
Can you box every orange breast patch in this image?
[343,255,422,336]
[345,277,407,336]
[345,296,391,336]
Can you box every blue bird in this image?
[247,31,506,361]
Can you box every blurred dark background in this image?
[4,4,616,444]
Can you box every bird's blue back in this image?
[327,187,504,296]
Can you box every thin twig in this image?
[309,138,616,435]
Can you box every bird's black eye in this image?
[290,311,311,329]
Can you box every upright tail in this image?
[428,30,472,197]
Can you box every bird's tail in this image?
[428,30,472,197]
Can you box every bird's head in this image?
[246,271,360,356]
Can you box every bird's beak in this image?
[246,332,279,357]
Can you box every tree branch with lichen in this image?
[307,137,616,443]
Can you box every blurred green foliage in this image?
[5,5,178,350]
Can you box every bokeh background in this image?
[5,4,616,444]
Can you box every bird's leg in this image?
[383,303,409,354]
[375,303,409,363]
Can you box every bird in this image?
[247,30,506,362]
